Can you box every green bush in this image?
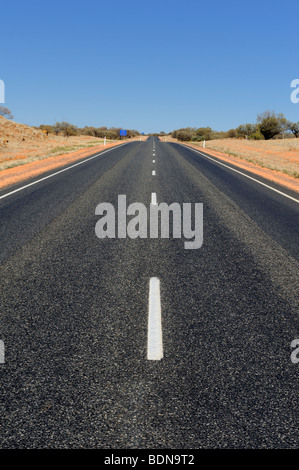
[249,131,265,140]
[257,111,287,140]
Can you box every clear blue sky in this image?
[1,0,298,133]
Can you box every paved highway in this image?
[0,137,298,448]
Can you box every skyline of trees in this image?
[2,107,298,141]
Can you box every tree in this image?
[171,127,196,141]
[63,124,78,137]
[226,128,238,138]
[53,121,78,137]
[39,124,55,134]
[0,106,13,119]
[257,111,287,140]
[287,121,299,138]
[236,123,257,139]
[195,127,212,140]
[176,129,194,141]
[81,126,97,137]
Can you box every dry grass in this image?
[189,138,299,179]
[0,116,147,190]
[0,116,146,172]
[163,135,299,193]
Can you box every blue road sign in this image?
[120,130,127,136]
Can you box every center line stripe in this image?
[151,192,157,205]
[152,170,156,176]
[147,277,163,360]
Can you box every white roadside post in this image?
[104,136,106,146]
[203,140,206,149]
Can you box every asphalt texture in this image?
[0,137,298,448]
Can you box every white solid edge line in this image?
[182,144,299,205]
[0,142,129,200]
[147,277,163,360]
[151,192,157,205]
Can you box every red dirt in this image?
[0,141,125,190]
[0,116,147,190]
[182,142,299,194]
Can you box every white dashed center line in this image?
[151,192,157,205]
[147,277,163,360]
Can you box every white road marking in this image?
[153,160,155,163]
[183,144,299,205]
[147,277,163,360]
[151,192,157,205]
[0,143,129,201]
[152,170,156,176]
[0,340,4,364]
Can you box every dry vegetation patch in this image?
[0,117,145,190]
[165,135,299,193]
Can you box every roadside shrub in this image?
[257,111,287,140]
[0,106,13,119]
[226,129,238,138]
[249,131,264,140]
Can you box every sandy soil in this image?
[0,141,128,190]
[0,116,146,190]
[164,135,299,194]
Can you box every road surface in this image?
[0,137,298,448]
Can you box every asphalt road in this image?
[0,137,298,448]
